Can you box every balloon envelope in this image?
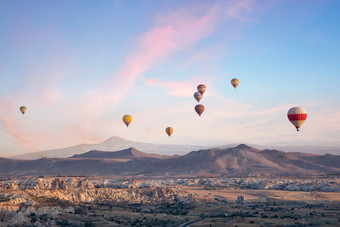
[165,127,173,137]
[20,106,27,114]
[197,84,206,95]
[122,115,132,127]
[231,78,239,89]
[195,104,205,117]
[194,92,202,102]
[287,107,307,131]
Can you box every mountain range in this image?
[1,144,339,177]
[70,147,174,160]
[9,136,207,160]
[9,136,340,160]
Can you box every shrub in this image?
[30,217,37,223]
[85,221,96,227]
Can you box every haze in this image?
[1,0,340,157]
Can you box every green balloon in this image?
[20,106,27,114]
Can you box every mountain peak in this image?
[234,144,253,150]
[122,147,141,154]
[88,150,103,153]
[102,136,130,144]
[70,147,153,159]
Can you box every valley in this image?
[1,176,339,226]
[1,144,339,226]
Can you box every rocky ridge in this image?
[0,176,339,226]
[1,145,340,177]
[0,177,197,226]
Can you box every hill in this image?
[9,136,207,160]
[1,145,339,177]
[70,147,173,160]
[9,136,340,160]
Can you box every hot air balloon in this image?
[287,107,307,131]
[197,84,206,95]
[231,78,239,89]
[165,127,173,137]
[195,104,205,117]
[122,115,132,127]
[194,92,202,103]
[20,106,27,114]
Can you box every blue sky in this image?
[0,0,339,156]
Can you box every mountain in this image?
[70,147,173,160]
[297,153,340,169]
[238,145,340,155]
[9,136,208,160]
[9,136,340,161]
[1,145,339,177]
[124,145,340,177]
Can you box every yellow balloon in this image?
[122,115,132,127]
[165,127,173,137]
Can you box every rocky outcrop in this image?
[0,177,199,226]
[0,176,339,226]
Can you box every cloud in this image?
[3,118,29,148]
[0,69,67,152]
[143,77,210,97]
[0,98,15,116]
[103,0,258,104]
[65,0,260,136]
[2,0,292,154]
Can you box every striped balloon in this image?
[231,78,239,89]
[194,92,202,102]
[197,84,206,95]
[195,104,205,117]
[165,127,173,137]
[287,107,307,131]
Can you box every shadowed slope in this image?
[70,147,172,159]
[0,145,339,177]
[10,136,207,160]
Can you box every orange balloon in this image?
[231,78,239,89]
[165,127,173,137]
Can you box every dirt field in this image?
[182,186,340,202]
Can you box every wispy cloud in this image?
[2,0,295,154]
[0,68,67,152]
[102,0,258,104]
[66,0,260,138]
[3,118,29,148]
[143,77,211,97]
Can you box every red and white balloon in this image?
[287,107,307,131]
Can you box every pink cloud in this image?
[104,0,257,104]
[144,77,210,97]
[65,124,103,143]
[0,69,67,151]
[1,0,262,153]
[40,88,64,106]
[0,98,15,116]
[70,0,258,132]
[3,118,29,148]
[1,114,102,152]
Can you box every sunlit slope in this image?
[1,145,339,177]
